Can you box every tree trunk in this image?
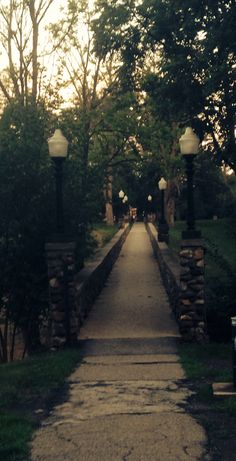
[104,166,114,225]
[105,202,114,226]
[166,180,178,226]
[166,196,175,226]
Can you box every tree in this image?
[93,0,236,172]
[0,100,54,360]
[90,90,140,223]
[0,0,62,105]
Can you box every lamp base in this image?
[158,222,169,244]
[182,229,201,239]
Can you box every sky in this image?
[0,0,96,103]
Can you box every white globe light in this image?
[48,129,68,158]
[158,177,167,190]
[179,127,200,155]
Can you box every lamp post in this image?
[122,195,128,221]
[178,127,206,343]
[158,177,169,243]
[147,195,152,222]
[48,128,68,235]
[118,189,125,223]
[179,127,201,239]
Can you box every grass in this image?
[86,223,120,262]
[0,348,82,461]
[91,223,119,247]
[179,341,236,416]
[169,217,236,273]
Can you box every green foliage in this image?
[86,223,119,261]
[0,348,82,460]
[93,0,236,171]
[178,152,236,220]
[0,101,55,359]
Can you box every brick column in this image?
[179,239,207,342]
[45,240,78,348]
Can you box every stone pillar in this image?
[179,239,207,342]
[45,240,78,348]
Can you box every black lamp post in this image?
[147,195,152,222]
[48,129,68,235]
[158,177,169,243]
[118,189,125,224]
[123,194,128,220]
[179,127,201,239]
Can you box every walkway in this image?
[31,223,209,461]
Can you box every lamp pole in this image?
[48,129,68,235]
[147,195,152,221]
[158,177,169,243]
[179,127,201,239]
[123,195,128,219]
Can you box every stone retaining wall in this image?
[146,223,207,342]
[146,223,180,317]
[75,224,130,327]
[45,224,130,348]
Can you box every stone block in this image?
[180,314,192,321]
[189,284,203,292]
[52,323,66,337]
[194,248,204,260]
[180,282,188,291]
[180,258,190,266]
[179,249,193,258]
[49,277,61,289]
[181,298,192,306]
[180,266,190,275]
[52,336,67,348]
[184,290,197,300]
[197,290,204,298]
[180,274,192,282]
[195,299,204,305]
[196,259,204,268]
[178,304,193,314]
[51,311,64,322]
[191,267,204,276]
[180,321,194,329]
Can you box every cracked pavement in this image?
[30,223,210,461]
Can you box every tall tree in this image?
[93,0,236,172]
[0,0,61,105]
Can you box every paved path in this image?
[31,223,209,461]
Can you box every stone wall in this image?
[45,241,78,348]
[146,223,180,317]
[74,224,130,326]
[45,224,130,348]
[179,240,207,342]
[146,223,207,342]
